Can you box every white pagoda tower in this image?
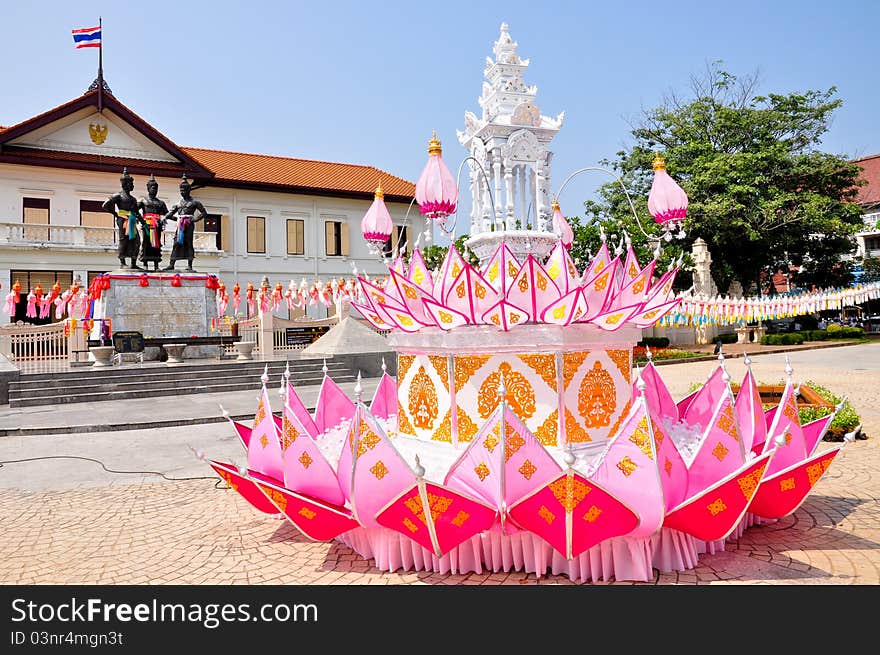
[458,22,565,265]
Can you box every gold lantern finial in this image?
[374,180,384,198]
[652,151,666,171]
[428,130,442,155]
[551,196,560,211]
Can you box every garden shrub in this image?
[780,333,804,345]
[717,332,738,344]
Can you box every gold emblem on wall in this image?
[578,361,617,428]
[477,362,536,420]
[89,122,108,145]
[408,366,439,430]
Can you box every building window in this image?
[9,270,72,324]
[325,219,349,256]
[287,218,305,255]
[866,236,880,252]
[203,213,222,251]
[79,200,108,229]
[247,216,265,254]
[22,197,50,241]
[384,225,410,258]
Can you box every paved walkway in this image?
[0,342,877,585]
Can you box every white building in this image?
[852,154,880,263]
[0,84,421,324]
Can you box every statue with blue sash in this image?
[163,173,206,272]
[102,167,144,270]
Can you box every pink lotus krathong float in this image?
[196,225,853,581]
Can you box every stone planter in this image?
[235,341,256,360]
[164,343,187,364]
[89,345,115,367]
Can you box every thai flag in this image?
[72,25,101,48]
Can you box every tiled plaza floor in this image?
[1,344,878,585]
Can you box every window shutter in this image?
[220,214,231,251]
[325,221,335,255]
[341,221,350,256]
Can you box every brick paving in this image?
[1,344,878,585]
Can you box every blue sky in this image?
[2,0,877,238]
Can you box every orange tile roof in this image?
[183,146,415,203]
[853,154,880,207]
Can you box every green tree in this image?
[581,62,865,294]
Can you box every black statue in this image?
[163,173,206,272]
[102,167,143,270]
[137,174,168,271]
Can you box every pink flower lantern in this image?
[551,198,574,249]
[415,131,459,226]
[360,181,394,249]
[647,153,688,240]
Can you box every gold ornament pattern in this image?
[218,469,238,492]
[439,310,453,325]
[456,281,466,298]
[629,417,654,460]
[429,355,449,391]
[456,405,478,442]
[783,395,800,424]
[298,507,316,520]
[594,271,609,291]
[549,476,591,512]
[711,441,729,462]
[370,461,388,480]
[518,275,529,293]
[664,458,673,475]
[397,400,416,436]
[780,477,796,492]
[632,277,646,294]
[608,399,632,439]
[564,407,591,443]
[504,428,525,462]
[578,361,617,429]
[508,261,519,278]
[355,421,381,457]
[807,462,823,486]
[737,466,765,499]
[488,261,499,282]
[563,352,589,390]
[583,506,603,523]
[475,281,487,299]
[538,505,556,525]
[403,518,419,533]
[452,511,470,527]
[518,460,537,480]
[717,402,739,441]
[478,362,536,420]
[536,409,559,447]
[408,366,439,430]
[254,399,266,429]
[483,430,499,453]
[404,285,418,300]
[454,355,491,389]
[282,416,299,451]
[536,273,548,291]
[616,456,637,477]
[259,485,288,513]
[433,409,452,443]
[299,451,313,469]
[260,434,269,449]
[397,354,415,383]
[607,349,631,383]
[475,462,490,481]
[405,493,453,526]
[707,498,727,516]
[518,354,558,392]
[628,261,639,278]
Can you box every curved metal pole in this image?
[393,196,419,256]
[553,166,654,241]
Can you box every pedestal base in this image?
[89,346,115,367]
[164,343,187,364]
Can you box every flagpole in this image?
[97,16,103,112]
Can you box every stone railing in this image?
[0,320,67,362]
[0,222,219,252]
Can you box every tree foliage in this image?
[579,62,865,294]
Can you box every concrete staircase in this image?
[7,358,357,408]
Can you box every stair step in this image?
[8,376,358,407]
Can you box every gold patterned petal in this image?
[475,462,490,481]
[456,405,478,443]
[707,498,727,516]
[397,399,416,436]
[370,461,388,480]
